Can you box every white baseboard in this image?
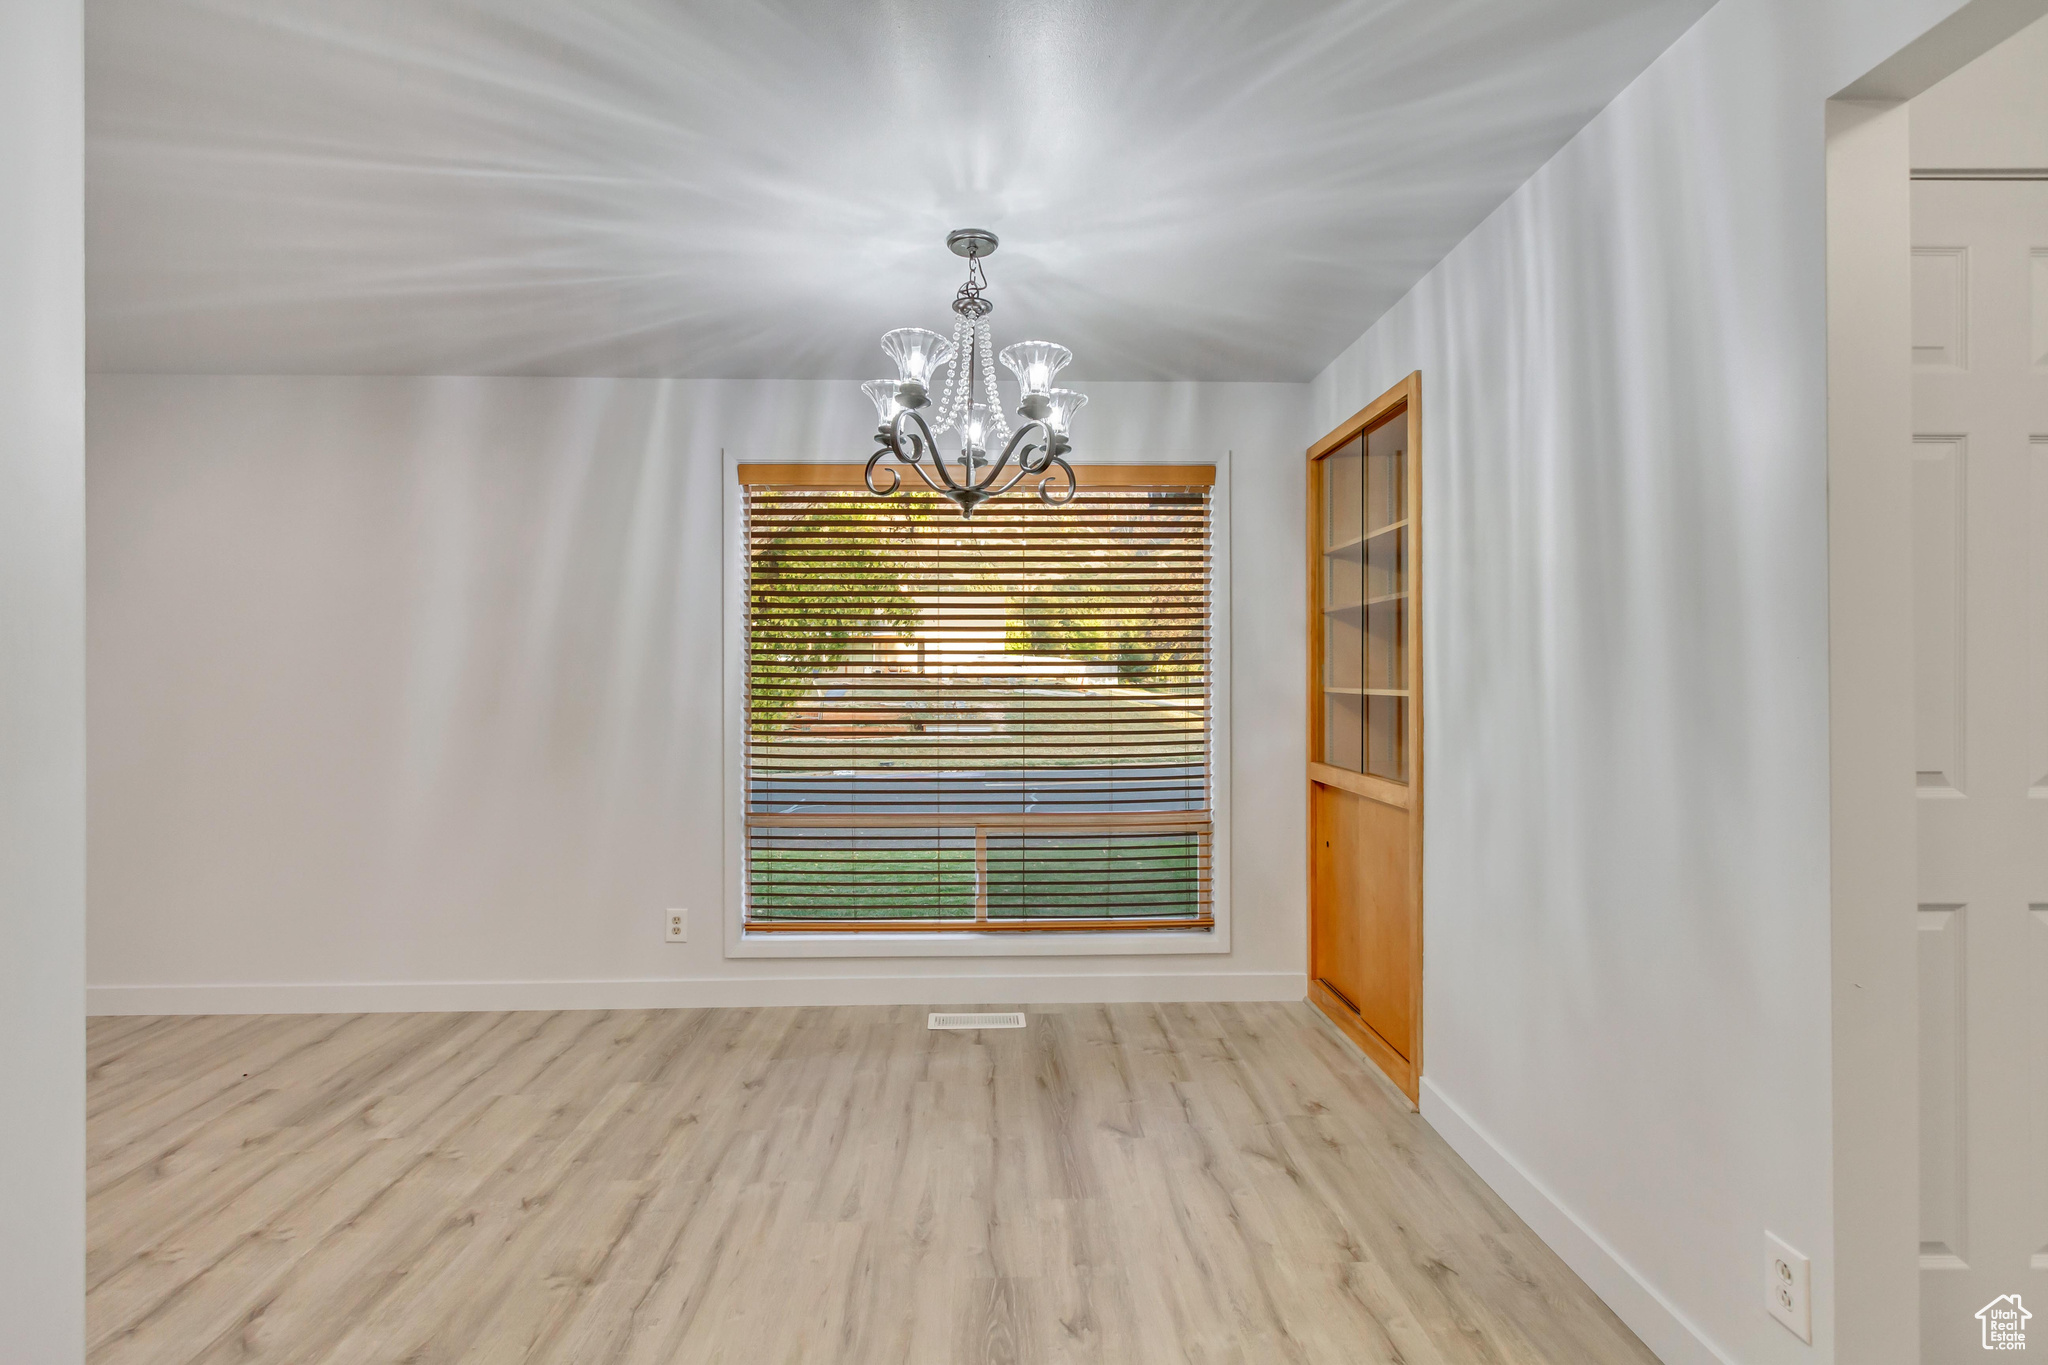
[1419,1078,1734,1365]
[87,971,1307,1016]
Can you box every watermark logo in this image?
[1979,1295,2031,1350]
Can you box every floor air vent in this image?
[928,1012,1026,1030]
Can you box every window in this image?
[738,463,1215,932]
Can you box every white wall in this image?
[86,375,1310,1012]
[1911,9,2048,167]
[1,0,86,1359]
[1308,1,2008,1363]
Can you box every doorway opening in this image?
[1828,6,2048,1359]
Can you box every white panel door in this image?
[1915,179,2048,1362]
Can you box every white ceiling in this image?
[87,0,1712,380]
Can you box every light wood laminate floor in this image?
[87,1003,1658,1364]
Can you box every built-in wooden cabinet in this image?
[1307,373,1422,1103]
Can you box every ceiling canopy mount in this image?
[944,227,998,259]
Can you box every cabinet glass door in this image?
[1363,415,1408,782]
[1321,435,1364,771]
[1320,417,1409,781]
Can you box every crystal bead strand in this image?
[956,316,973,428]
[927,315,955,435]
[949,339,971,434]
[977,320,1010,442]
[952,315,972,431]
[928,314,970,434]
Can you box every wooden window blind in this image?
[739,464,1215,932]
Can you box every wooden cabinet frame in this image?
[1306,372,1423,1104]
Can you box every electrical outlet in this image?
[1765,1233,1810,1343]
[665,909,687,943]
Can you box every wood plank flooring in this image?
[86,1003,1659,1364]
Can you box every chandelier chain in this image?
[952,254,994,319]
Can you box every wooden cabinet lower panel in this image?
[1309,781,1417,1097]
[1309,977,1415,1100]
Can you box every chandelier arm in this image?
[1017,431,1059,475]
[977,454,1037,502]
[871,439,956,499]
[887,409,966,493]
[976,422,1050,494]
[1034,456,1079,507]
[981,446,1073,507]
[902,456,957,495]
[863,448,903,497]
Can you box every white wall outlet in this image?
[664,908,687,943]
[1765,1232,1811,1343]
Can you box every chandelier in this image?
[862,228,1084,519]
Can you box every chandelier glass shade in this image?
[1041,387,1088,436]
[878,327,953,396]
[863,229,1081,519]
[998,339,1070,400]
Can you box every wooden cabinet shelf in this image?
[1322,687,1408,697]
[1322,519,1408,558]
[1322,590,1408,616]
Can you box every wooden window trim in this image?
[738,462,1215,489]
[745,916,1214,934]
